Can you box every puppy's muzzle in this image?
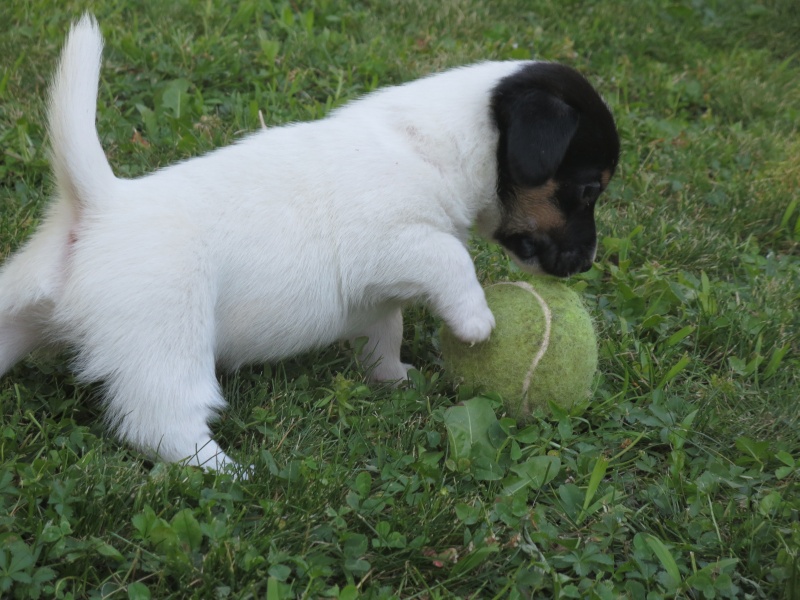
[501,232,596,277]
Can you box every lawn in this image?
[1,0,798,598]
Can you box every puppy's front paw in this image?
[449,308,495,345]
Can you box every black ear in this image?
[506,91,579,186]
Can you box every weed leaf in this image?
[583,457,609,511]
[450,542,499,577]
[503,456,561,496]
[127,582,151,600]
[443,397,498,464]
[643,534,681,588]
[171,509,202,553]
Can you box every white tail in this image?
[48,14,115,208]
[0,15,115,375]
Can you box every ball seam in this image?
[493,281,552,399]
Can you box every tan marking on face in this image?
[508,180,565,233]
[601,168,612,188]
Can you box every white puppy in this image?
[0,16,619,470]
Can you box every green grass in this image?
[1,0,799,597]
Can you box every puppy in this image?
[0,16,619,470]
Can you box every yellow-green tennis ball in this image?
[440,278,597,420]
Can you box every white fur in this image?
[0,15,532,470]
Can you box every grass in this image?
[1,0,799,597]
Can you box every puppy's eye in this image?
[581,182,601,205]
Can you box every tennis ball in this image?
[440,278,597,420]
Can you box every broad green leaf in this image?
[342,533,368,559]
[780,197,798,229]
[502,456,561,495]
[665,326,694,348]
[471,454,504,481]
[450,542,499,577]
[644,534,681,588]
[171,509,202,553]
[159,79,191,119]
[443,398,498,464]
[338,585,359,600]
[7,542,34,574]
[132,506,159,540]
[127,582,151,600]
[148,524,180,557]
[268,564,291,582]
[455,502,481,524]
[93,538,125,562]
[258,34,281,64]
[657,353,691,389]
[353,471,372,497]
[775,451,795,467]
[735,436,770,462]
[759,491,783,516]
[266,577,283,600]
[344,557,371,577]
[763,344,789,379]
[583,457,608,511]
[31,566,55,586]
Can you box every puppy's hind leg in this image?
[70,270,236,472]
[0,308,48,376]
[355,307,412,382]
[96,330,236,472]
[0,206,71,376]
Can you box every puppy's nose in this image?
[542,247,594,278]
[577,256,594,274]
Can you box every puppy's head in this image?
[489,62,619,277]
